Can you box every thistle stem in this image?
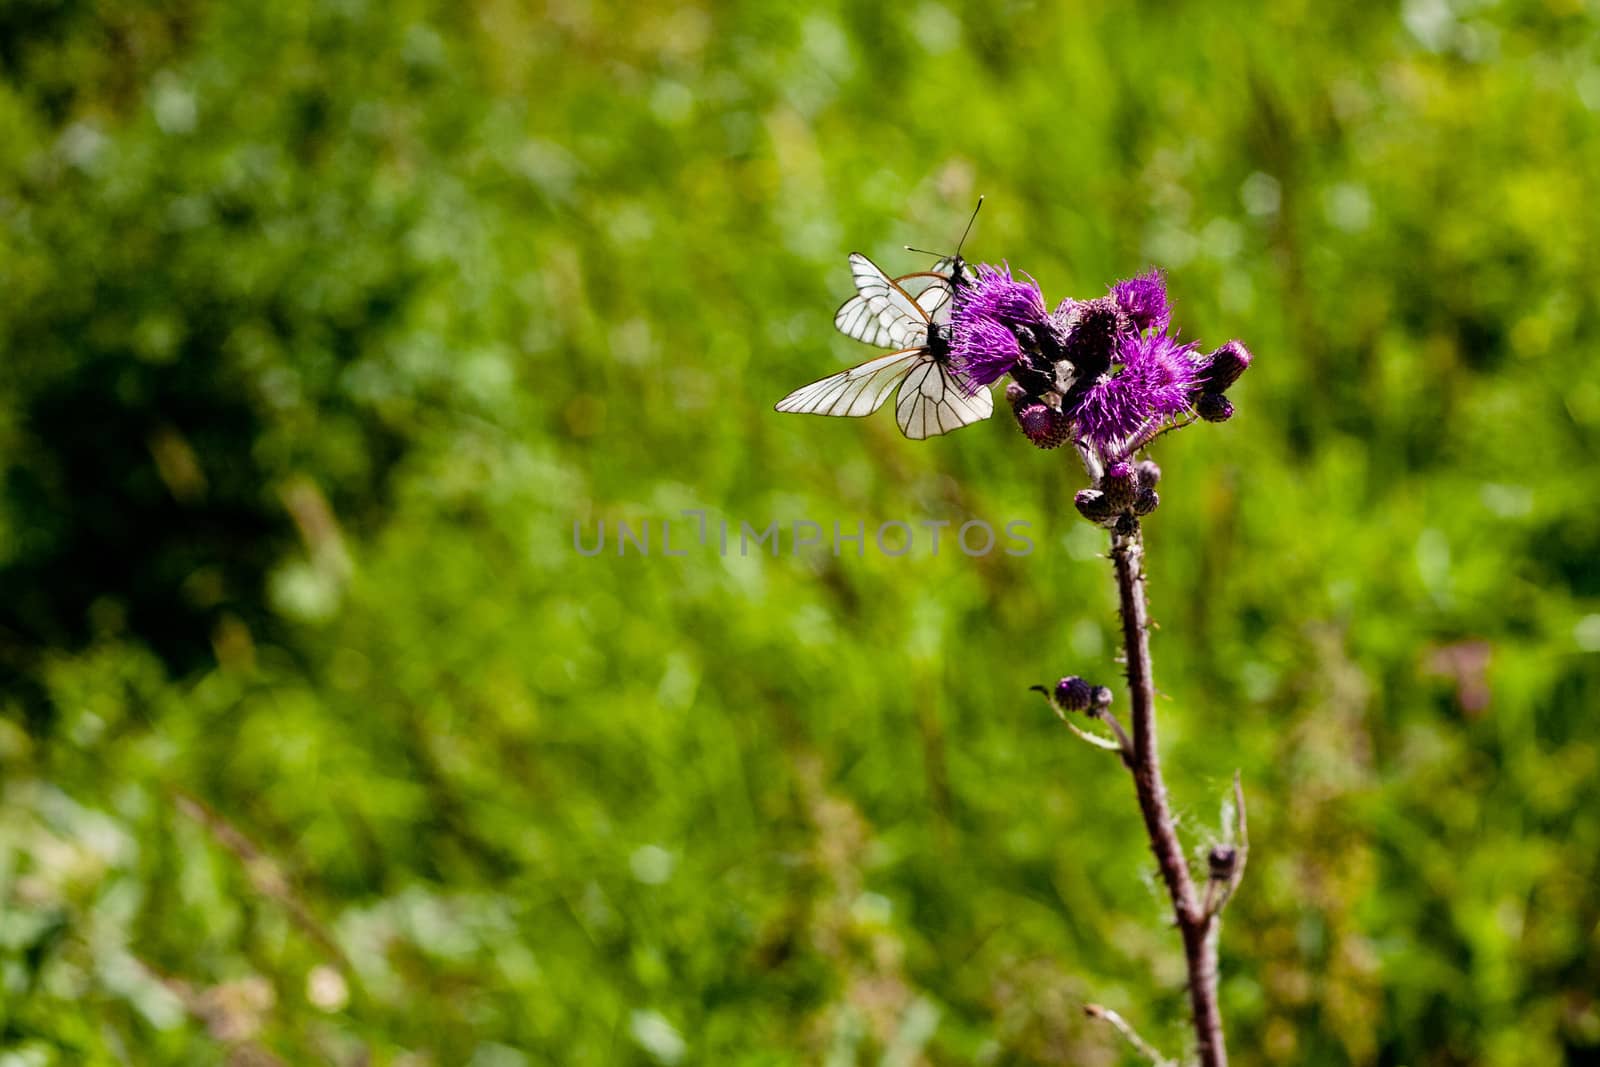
[1109,523,1228,1067]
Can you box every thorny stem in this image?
[1092,706,1136,767]
[1119,413,1199,460]
[1110,522,1229,1067]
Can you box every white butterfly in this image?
[775,253,994,440]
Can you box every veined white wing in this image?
[920,256,962,324]
[895,357,995,440]
[915,275,955,324]
[833,253,930,350]
[891,256,963,325]
[774,348,926,419]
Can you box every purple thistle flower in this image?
[951,316,1024,393]
[958,262,1048,326]
[950,264,1056,393]
[1068,331,1201,448]
[1110,269,1171,334]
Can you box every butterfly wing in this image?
[775,348,926,418]
[801,252,986,437]
[915,277,955,324]
[834,253,931,350]
[894,256,964,324]
[895,360,994,440]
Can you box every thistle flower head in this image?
[950,264,1056,392]
[1068,331,1202,449]
[1060,297,1129,381]
[1111,269,1171,333]
[951,316,1025,393]
[958,262,1048,326]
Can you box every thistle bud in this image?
[1196,340,1252,393]
[1089,685,1113,710]
[1074,488,1114,523]
[1196,393,1234,423]
[1133,486,1159,516]
[1208,844,1238,881]
[1009,385,1073,449]
[1052,675,1093,712]
[1135,459,1161,488]
[1061,297,1127,382]
[1101,461,1136,512]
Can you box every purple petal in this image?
[957,262,1048,327]
[1068,332,1200,447]
[1110,269,1171,333]
[950,316,1022,392]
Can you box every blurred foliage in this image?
[3,0,1600,1064]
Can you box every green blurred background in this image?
[3,1,1599,1063]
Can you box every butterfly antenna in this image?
[954,195,984,258]
[903,197,985,261]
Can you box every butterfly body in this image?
[775,252,994,440]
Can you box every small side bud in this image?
[1074,488,1114,522]
[1133,486,1159,515]
[1089,685,1113,711]
[1101,461,1136,512]
[1208,844,1239,881]
[1010,387,1073,449]
[1197,340,1252,393]
[1197,392,1234,422]
[1053,675,1093,712]
[1135,459,1161,488]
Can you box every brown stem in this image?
[1110,523,1228,1067]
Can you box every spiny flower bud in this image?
[1196,340,1252,394]
[1101,461,1136,512]
[1053,675,1093,712]
[1196,392,1234,423]
[1133,486,1159,516]
[1061,296,1128,382]
[1074,488,1114,523]
[1009,384,1073,449]
[1208,844,1238,881]
[1136,459,1161,488]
